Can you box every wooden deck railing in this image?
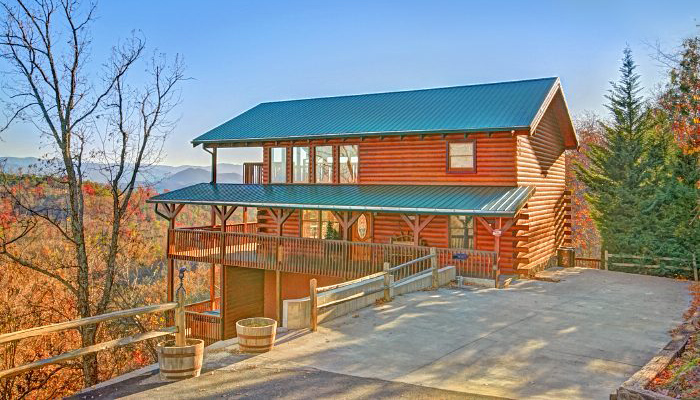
[243,162,263,184]
[184,297,221,313]
[179,222,259,233]
[168,229,497,280]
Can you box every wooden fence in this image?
[168,229,496,280]
[0,301,183,380]
[574,257,602,269]
[604,251,698,280]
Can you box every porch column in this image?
[268,208,293,323]
[399,214,436,246]
[207,147,217,184]
[475,216,516,282]
[154,203,184,302]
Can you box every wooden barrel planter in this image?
[156,338,204,380]
[236,317,277,353]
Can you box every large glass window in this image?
[270,147,286,183]
[447,141,475,171]
[292,146,310,183]
[315,146,333,183]
[339,145,358,183]
[301,210,340,239]
[449,215,474,249]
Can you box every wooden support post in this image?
[383,262,392,301]
[157,203,184,302]
[209,263,216,303]
[243,207,248,232]
[430,247,439,289]
[693,253,698,282]
[174,269,186,347]
[309,279,318,331]
[276,270,282,322]
[604,250,609,271]
[211,147,217,184]
[220,260,226,339]
[493,261,500,289]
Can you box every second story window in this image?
[292,146,310,183]
[447,141,475,172]
[270,147,286,183]
[339,144,358,183]
[315,146,333,183]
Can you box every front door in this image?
[350,213,373,268]
[351,212,372,242]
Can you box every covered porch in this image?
[149,183,532,346]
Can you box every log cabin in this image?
[148,77,578,345]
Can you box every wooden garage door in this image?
[223,266,264,339]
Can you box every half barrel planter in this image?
[156,338,204,380]
[236,317,277,353]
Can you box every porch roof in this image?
[147,183,534,217]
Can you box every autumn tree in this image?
[0,0,184,388]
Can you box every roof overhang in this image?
[529,77,579,149]
[147,184,535,217]
[191,126,530,148]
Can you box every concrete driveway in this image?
[227,268,690,399]
[79,268,690,400]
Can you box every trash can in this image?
[557,247,575,268]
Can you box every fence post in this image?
[175,267,187,346]
[604,250,609,271]
[693,254,698,282]
[430,248,439,289]
[383,262,392,301]
[309,279,318,332]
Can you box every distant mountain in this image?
[155,167,242,191]
[0,156,244,192]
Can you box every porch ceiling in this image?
[147,183,534,217]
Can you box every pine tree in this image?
[576,47,661,254]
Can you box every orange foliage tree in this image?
[566,112,605,257]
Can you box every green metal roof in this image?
[192,77,559,146]
[147,184,535,216]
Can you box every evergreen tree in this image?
[576,48,661,254]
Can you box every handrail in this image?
[309,250,443,331]
[316,271,386,293]
[388,254,435,272]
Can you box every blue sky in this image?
[2,0,698,165]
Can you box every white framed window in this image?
[270,147,286,183]
[292,146,310,183]
[339,145,358,183]
[315,146,333,183]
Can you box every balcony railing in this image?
[243,162,263,184]
[168,228,497,279]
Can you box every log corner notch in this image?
[400,214,436,246]
[475,216,516,284]
[154,203,185,301]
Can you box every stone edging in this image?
[612,309,699,400]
